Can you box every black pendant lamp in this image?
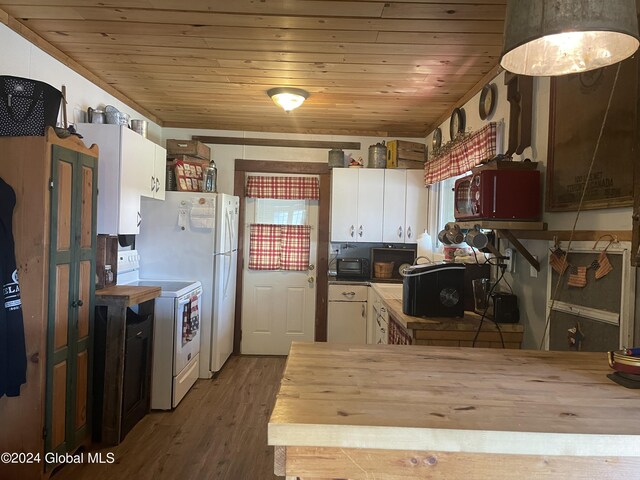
[500,0,640,76]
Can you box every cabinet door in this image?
[153,144,166,200]
[405,169,428,242]
[382,169,407,242]
[122,128,155,199]
[356,169,384,242]
[327,301,367,344]
[330,168,358,242]
[119,128,151,233]
[46,146,97,460]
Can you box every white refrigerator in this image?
[137,192,239,378]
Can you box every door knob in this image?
[308,264,315,271]
[308,277,315,285]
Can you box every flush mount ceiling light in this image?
[500,0,640,76]
[267,87,309,112]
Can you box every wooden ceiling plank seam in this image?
[56,43,503,61]
[40,31,504,48]
[21,16,506,34]
[0,8,164,125]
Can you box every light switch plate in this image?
[530,255,538,278]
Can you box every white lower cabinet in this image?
[327,285,368,344]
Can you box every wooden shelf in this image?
[449,220,546,231]
[446,220,547,271]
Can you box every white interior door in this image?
[241,178,318,355]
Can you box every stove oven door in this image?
[174,286,202,375]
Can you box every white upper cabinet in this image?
[404,169,427,242]
[356,169,384,242]
[382,169,407,242]
[331,168,427,244]
[153,144,167,201]
[76,123,164,235]
[331,168,359,241]
[331,168,384,242]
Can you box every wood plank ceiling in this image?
[0,1,507,137]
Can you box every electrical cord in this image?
[472,264,507,348]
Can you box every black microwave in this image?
[336,258,369,279]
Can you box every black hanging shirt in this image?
[0,176,27,397]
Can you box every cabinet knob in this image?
[358,225,363,237]
[349,225,355,238]
[407,226,412,239]
[398,226,403,238]
[77,299,84,307]
[151,175,155,191]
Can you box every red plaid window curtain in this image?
[248,224,311,271]
[424,122,497,185]
[246,176,319,200]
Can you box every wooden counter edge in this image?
[95,285,161,308]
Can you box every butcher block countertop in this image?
[269,342,640,461]
[95,285,161,307]
[370,282,524,333]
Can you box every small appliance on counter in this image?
[454,169,541,221]
[491,292,519,323]
[336,257,370,280]
[402,262,465,317]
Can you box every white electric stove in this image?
[118,250,202,410]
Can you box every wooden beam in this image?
[497,229,541,271]
[509,230,632,242]
[195,136,360,150]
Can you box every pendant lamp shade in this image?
[500,0,640,76]
[267,87,309,112]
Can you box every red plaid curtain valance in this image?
[248,224,311,271]
[424,122,497,185]
[246,176,319,200]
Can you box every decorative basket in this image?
[374,261,394,279]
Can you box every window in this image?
[427,174,465,249]
[254,199,308,225]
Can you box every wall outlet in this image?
[504,248,514,273]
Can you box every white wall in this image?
[0,24,162,143]
[426,72,634,349]
[162,127,423,195]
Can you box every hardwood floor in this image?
[52,355,286,480]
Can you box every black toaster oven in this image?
[336,257,369,280]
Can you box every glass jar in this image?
[202,159,217,193]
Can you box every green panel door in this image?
[45,145,97,463]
